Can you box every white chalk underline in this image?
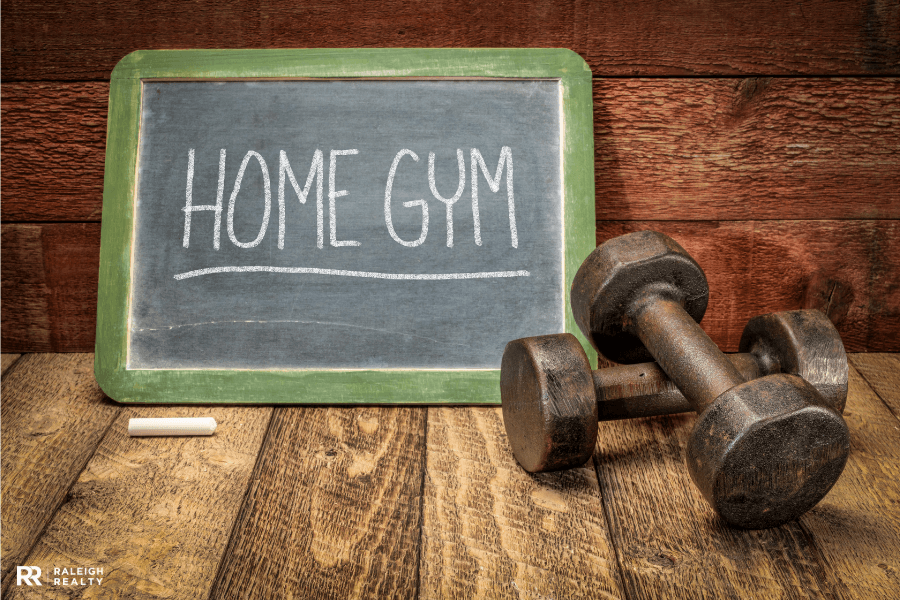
[173,266,531,281]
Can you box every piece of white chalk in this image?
[128,417,217,437]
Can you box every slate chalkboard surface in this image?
[133,79,562,369]
[96,49,595,404]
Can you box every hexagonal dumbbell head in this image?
[687,373,850,529]
[571,230,709,364]
[740,309,848,413]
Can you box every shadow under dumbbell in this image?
[594,414,696,468]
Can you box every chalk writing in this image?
[278,149,324,249]
[181,147,518,252]
[227,151,271,248]
[428,149,466,247]
[174,266,530,281]
[329,149,361,247]
[385,149,429,247]
[471,146,516,248]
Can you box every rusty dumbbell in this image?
[502,231,850,529]
[501,309,848,479]
[502,310,847,467]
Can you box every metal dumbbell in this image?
[573,231,849,528]
[605,309,845,416]
[501,309,847,468]
[502,310,847,468]
[504,231,850,528]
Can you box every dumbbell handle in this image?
[594,354,761,420]
[633,297,745,414]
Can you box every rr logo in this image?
[16,566,42,586]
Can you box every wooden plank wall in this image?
[1,1,899,354]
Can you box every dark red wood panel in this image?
[3,79,898,223]
[1,224,100,353]
[595,78,900,221]
[0,225,51,349]
[1,82,108,222]
[596,220,900,354]
[2,1,898,81]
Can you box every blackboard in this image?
[95,49,595,404]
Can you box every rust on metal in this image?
[503,313,847,468]
[504,230,851,529]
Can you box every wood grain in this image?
[9,404,272,600]
[798,363,900,599]
[849,353,900,419]
[596,220,900,353]
[420,406,624,599]
[1,225,50,350]
[595,78,900,220]
[0,354,120,593]
[593,409,840,598]
[1,223,100,352]
[1,82,107,222]
[4,79,899,223]
[1,354,22,375]
[2,0,898,81]
[210,406,426,599]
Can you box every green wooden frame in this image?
[95,48,595,404]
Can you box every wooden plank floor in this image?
[2,353,899,599]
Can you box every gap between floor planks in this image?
[1,353,23,376]
[850,353,900,421]
[3,354,900,599]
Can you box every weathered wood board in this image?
[1,354,21,375]
[0,354,119,593]
[799,363,900,599]
[1,82,107,222]
[210,407,425,599]
[850,353,900,419]
[8,404,272,599]
[3,0,898,80]
[594,78,899,221]
[420,406,624,599]
[1,224,100,352]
